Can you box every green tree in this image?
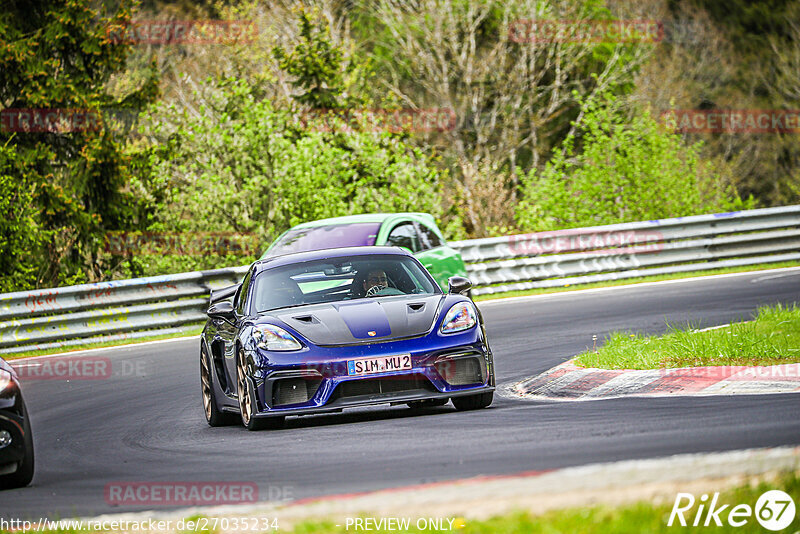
[0,141,43,292]
[127,78,445,276]
[0,0,158,289]
[272,6,367,110]
[351,0,649,236]
[516,94,752,231]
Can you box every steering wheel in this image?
[366,286,404,297]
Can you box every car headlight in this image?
[253,324,302,351]
[440,302,477,334]
[0,369,12,392]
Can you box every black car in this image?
[0,356,34,489]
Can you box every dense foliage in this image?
[0,0,158,291]
[516,95,752,230]
[125,79,445,276]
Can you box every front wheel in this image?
[201,346,237,427]
[237,349,285,431]
[452,391,493,411]
[0,399,34,489]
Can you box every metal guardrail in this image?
[453,205,800,296]
[1,206,798,353]
[0,267,247,353]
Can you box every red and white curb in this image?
[511,359,800,400]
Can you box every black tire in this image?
[451,391,493,411]
[237,349,285,431]
[0,399,34,489]
[407,398,449,410]
[201,346,237,427]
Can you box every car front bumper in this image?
[243,331,494,418]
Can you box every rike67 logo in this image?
[668,490,796,531]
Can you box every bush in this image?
[0,0,158,290]
[0,142,43,292]
[516,94,753,231]
[124,78,447,276]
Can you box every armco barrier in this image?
[452,205,800,296]
[1,206,798,353]
[0,266,247,353]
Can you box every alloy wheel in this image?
[237,350,252,425]
[200,352,213,421]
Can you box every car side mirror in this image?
[210,283,240,304]
[448,276,472,296]
[207,300,236,321]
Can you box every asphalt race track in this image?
[3,269,800,519]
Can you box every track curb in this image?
[511,359,800,400]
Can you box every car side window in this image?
[415,222,443,250]
[386,222,420,253]
[235,270,254,315]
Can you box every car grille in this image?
[272,377,322,407]
[436,355,485,386]
[334,374,434,399]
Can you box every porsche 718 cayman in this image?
[200,247,494,430]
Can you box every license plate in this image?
[347,354,412,376]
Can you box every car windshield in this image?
[252,254,439,313]
[267,223,381,256]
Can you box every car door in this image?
[220,269,253,392]
[385,221,446,286]
[384,221,421,254]
[413,221,468,291]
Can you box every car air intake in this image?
[336,374,434,399]
[436,356,485,386]
[272,378,322,407]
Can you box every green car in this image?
[260,213,468,292]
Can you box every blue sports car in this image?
[200,247,494,430]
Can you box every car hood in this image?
[264,295,445,346]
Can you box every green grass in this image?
[276,473,800,534]
[7,472,796,534]
[1,326,204,361]
[576,302,800,370]
[282,472,800,533]
[472,261,800,302]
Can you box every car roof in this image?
[287,212,435,229]
[253,246,414,271]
